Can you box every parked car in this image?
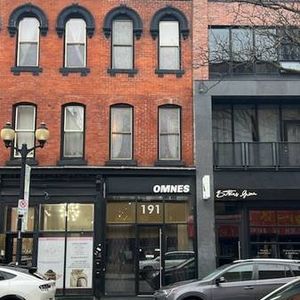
[0,265,56,300]
[139,251,195,272]
[154,258,300,300]
[150,257,196,289]
[260,277,300,300]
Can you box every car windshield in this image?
[264,280,300,300]
[201,264,230,281]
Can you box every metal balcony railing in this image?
[214,142,300,169]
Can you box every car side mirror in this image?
[215,276,226,285]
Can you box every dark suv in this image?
[154,259,300,300]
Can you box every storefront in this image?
[214,172,300,266]
[0,167,196,298]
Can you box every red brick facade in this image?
[0,0,193,167]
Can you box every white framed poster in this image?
[37,237,65,288]
[65,236,93,288]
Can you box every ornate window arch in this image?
[103,5,142,39]
[56,4,95,38]
[8,3,48,37]
[150,6,189,40]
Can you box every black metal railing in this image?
[214,142,300,168]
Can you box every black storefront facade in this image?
[195,79,300,278]
[0,166,196,298]
[215,171,300,267]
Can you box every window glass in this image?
[280,28,300,61]
[212,104,232,142]
[18,18,39,66]
[165,203,188,223]
[159,107,180,160]
[40,204,66,231]
[9,207,35,232]
[137,202,163,223]
[67,204,94,231]
[290,265,300,276]
[15,105,35,158]
[222,264,253,282]
[209,28,230,62]
[107,202,136,223]
[65,19,86,67]
[159,21,180,70]
[0,271,16,280]
[282,105,300,121]
[257,263,289,279]
[63,105,84,158]
[110,106,132,160]
[112,20,133,69]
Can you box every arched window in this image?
[8,4,48,74]
[103,6,142,75]
[110,104,133,160]
[151,7,189,76]
[65,19,86,68]
[18,18,40,67]
[62,104,85,159]
[57,4,95,75]
[158,105,181,160]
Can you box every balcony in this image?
[214,142,300,169]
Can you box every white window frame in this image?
[14,105,36,158]
[112,19,134,70]
[17,17,40,67]
[159,106,181,160]
[110,106,133,160]
[63,105,84,158]
[159,20,180,70]
[65,19,86,68]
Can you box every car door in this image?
[211,263,255,300]
[253,262,296,300]
[0,270,14,297]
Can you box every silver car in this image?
[154,259,300,300]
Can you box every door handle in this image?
[244,286,254,290]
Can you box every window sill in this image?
[59,67,90,76]
[57,159,88,166]
[155,69,184,78]
[154,160,185,167]
[6,158,38,166]
[105,160,137,166]
[11,66,43,76]
[107,68,138,77]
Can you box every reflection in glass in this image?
[40,204,66,231]
[107,202,136,223]
[67,204,94,231]
[9,207,35,232]
[105,225,135,295]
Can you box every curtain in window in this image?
[212,105,232,142]
[18,18,39,66]
[112,20,133,69]
[15,105,35,157]
[64,106,84,157]
[159,21,180,70]
[111,107,132,160]
[159,107,180,160]
[65,19,86,67]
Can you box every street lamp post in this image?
[1,121,49,266]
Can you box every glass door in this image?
[138,226,162,294]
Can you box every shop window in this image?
[110,105,133,161]
[106,202,136,223]
[165,203,188,223]
[14,105,36,158]
[62,105,85,159]
[137,202,163,223]
[67,204,94,231]
[65,19,86,68]
[40,204,66,231]
[17,18,40,67]
[158,105,181,161]
[8,207,35,232]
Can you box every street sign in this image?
[18,199,28,215]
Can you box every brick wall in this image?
[0,0,193,167]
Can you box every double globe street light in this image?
[1,121,49,265]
